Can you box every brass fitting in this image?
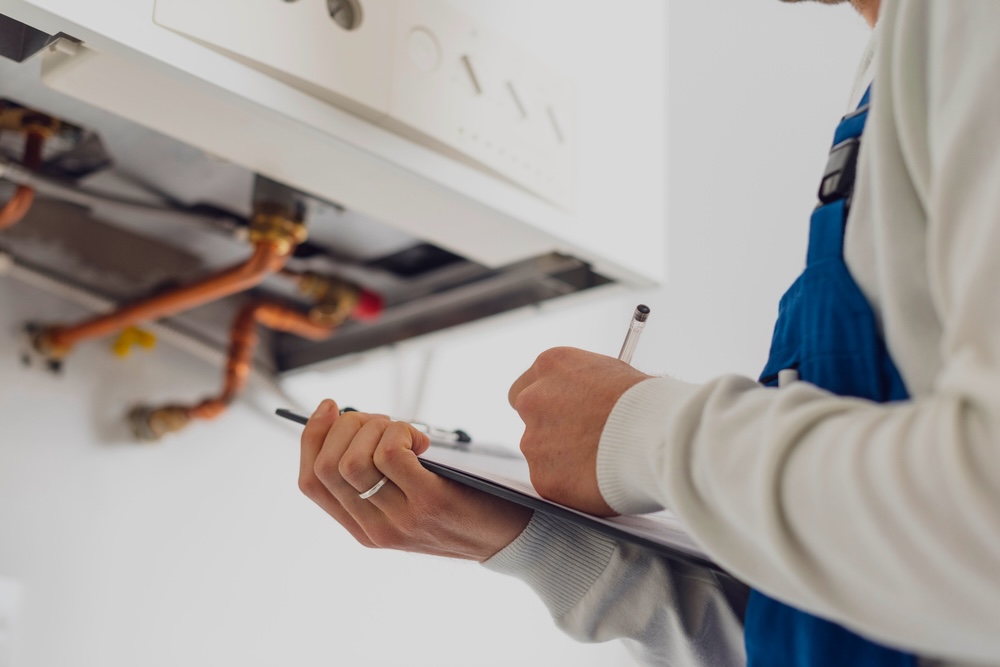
[29,326,71,362]
[248,203,307,256]
[128,405,192,442]
[20,113,61,139]
[0,104,60,138]
[295,272,361,327]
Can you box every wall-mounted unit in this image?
[0,0,667,436]
[153,0,576,209]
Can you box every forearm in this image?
[596,5,1000,658]
[598,374,1000,660]
[484,512,748,666]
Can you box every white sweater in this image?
[486,2,1000,665]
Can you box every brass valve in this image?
[248,203,308,255]
[0,104,61,138]
[29,326,71,362]
[295,272,362,327]
[20,113,61,139]
[128,405,192,442]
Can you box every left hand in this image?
[508,347,652,517]
[299,400,533,561]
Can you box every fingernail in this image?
[312,399,334,418]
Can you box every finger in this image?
[303,481,376,548]
[372,421,437,499]
[508,363,539,409]
[338,418,395,494]
[508,347,577,409]
[318,412,405,522]
[314,411,392,543]
[410,426,431,457]
[313,410,374,495]
[297,400,374,547]
[300,399,339,476]
[299,399,340,498]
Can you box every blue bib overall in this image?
[743,88,917,666]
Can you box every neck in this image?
[853,0,880,27]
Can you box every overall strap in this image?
[807,85,872,266]
[746,81,917,666]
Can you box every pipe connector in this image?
[294,272,361,327]
[26,324,71,364]
[0,104,60,138]
[128,405,192,442]
[292,272,384,325]
[20,323,64,373]
[19,113,61,140]
[249,203,307,256]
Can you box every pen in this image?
[274,408,472,444]
[617,304,650,366]
[279,306,649,431]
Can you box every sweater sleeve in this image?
[595,5,1000,662]
[482,512,748,667]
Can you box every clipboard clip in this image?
[409,421,472,445]
[279,407,473,446]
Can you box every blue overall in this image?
[743,87,918,666]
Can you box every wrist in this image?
[483,512,617,618]
[477,505,534,562]
[597,376,700,514]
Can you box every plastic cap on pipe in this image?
[352,289,384,322]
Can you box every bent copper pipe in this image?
[40,240,290,357]
[187,301,336,421]
[0,131,45,230]
[129,302,339,439]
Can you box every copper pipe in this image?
[129,302,340,439]
[252,301,338,340]
[0,131,45,230]
[38,240,290,358]
[278,268,384,324]
[188,302,336,421]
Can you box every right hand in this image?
[298,399,534,561]
[509,347,650,516]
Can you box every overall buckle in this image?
[818,137,861,205]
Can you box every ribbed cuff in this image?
[482,512,617,619]
[597,376,701,515]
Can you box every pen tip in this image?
[634,304,650,321]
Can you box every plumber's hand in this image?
[508,347,651,517]
[299,400,532,561]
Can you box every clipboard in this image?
[276,409,721,573]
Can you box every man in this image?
[298,1,1000,665]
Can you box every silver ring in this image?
[359,475,388,500]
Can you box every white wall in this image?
[663,1,870,384]
[0,2,872,666]
[0,282,633,667]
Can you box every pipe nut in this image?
[128,405,191,442]
[248,212,308,255]
[28,325,71,361]
[296,272,362,327]
[19,113,61,139]
[0,105,59,136]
